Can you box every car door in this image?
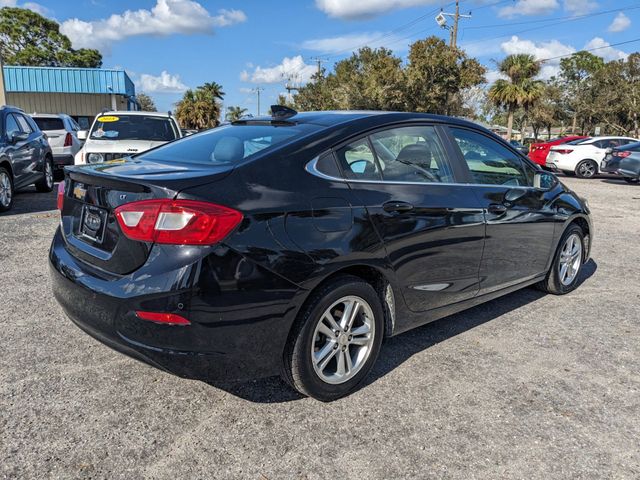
[14,113,44,186]
[3,113,35,188]
[447,126,557,295]
[334,124,485,315]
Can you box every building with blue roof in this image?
[0,65,137,129]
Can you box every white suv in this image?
[546,136,639,178]
[75,111,181,164]
[31,113,84,175]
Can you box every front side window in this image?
[89,115,178,141]
[335,138,381,180]
[4,114,21,138]
[370,126,454,183]
[450,128,530,186]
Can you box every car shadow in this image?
[0,184,59,217]
[206,259,598,403]
[600,178,638,186]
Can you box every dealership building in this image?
[0,65,137,129]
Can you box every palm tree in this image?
[488,54,545,141]
[226,106,248,122]
[175,83,225,129]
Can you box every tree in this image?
[137,93,157,112]
[488,54,544,141]
[405,37,486,115]
[529,81,565,140]
[175,83,225,129]
[559,51,604,134]
[226,106,248,122]
[0,7,102,67]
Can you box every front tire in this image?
[575,159,598,178]
[537,224,585,295]
[35,156,54,192]
[0,167,14,212]
[283,275,384,401]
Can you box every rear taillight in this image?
[114,199,243,245]
[613,151,631,158]
[554,149,573,154]
[64,133,73,147]
[57,181,65,211]
[136,311,190,326]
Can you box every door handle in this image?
[383,201,414,213]
[487,203,508,215]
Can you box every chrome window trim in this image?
[305,156,540,189]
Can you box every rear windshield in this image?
[566,138,590,145]
[618,141,640,152]
[33,117,64,131]
[90,115,178,141]
[138,123,318,165]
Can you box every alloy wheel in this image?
[0,172,11,208]
[311,295,375,385]
[577,161,596,178]
[45,160,53,189]
[558,233,582,286]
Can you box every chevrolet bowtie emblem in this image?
[73,184,87,201]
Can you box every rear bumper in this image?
[49,227,301,382]
[53,154,75,169]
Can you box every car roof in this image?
[98,110,174,117]
[585,135,638,141]
[30,113,69,118]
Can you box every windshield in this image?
[138,123,319,165]
[90,115,178,141]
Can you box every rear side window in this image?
[335,138,382,181]
[33,117,65,131]
[15,114,33,134]
[450,128,530,186]
[370,126,454,183]
[138,123,318,165]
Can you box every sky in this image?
[5,0,639,114]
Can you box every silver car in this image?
[31,113,84,176]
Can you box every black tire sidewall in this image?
[0,166,14,212]
[289,277,384,401]
[549,225,585,294]
[575,160,597,178]
[36,156,54,192]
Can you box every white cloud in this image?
[499,0,559,18]
[584,37,628,62]
[315,0,439,20]
[303,32,380,53]
[500,36,576,79]
[240,56,317,84]
[563,0,598,15]
[137,71,188,93]
[60,0,246,51]
[485,70,506,84]
[608,12,631,33]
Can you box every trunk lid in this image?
[60,158,233,275]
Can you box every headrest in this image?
[396,143,431,162]
[214,137,244,163]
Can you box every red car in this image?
[529,136,589,166]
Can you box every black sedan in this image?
[50,107,593,401]
[601,142,640,183]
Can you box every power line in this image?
[539,37,640,63]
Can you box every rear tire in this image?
[35,156,54,193]
[0,167,14,212]
[575,159,598,178]
[536,224,585,295]
[283,275,384,401]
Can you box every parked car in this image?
[600,141,640,183]
[509,139,528,155]
[546,136,639,178]
[50,107,593,401]
[31,113,84,177]
[0,105,54,212]
[528,136,589,167]
[75,111,182,164]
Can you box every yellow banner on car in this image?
[97,115,119,122]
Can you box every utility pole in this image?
[309,57,327,77]
[252,86,264,116]
[436,1,471,49]
[0,54,7,107]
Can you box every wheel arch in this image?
[0,158,14,178]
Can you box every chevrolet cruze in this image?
[50,107,593,401]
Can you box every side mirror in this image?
[534,171,557,191]
[9,131,29,143]
[77,130,88,140]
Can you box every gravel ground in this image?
[1,176,639,480]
